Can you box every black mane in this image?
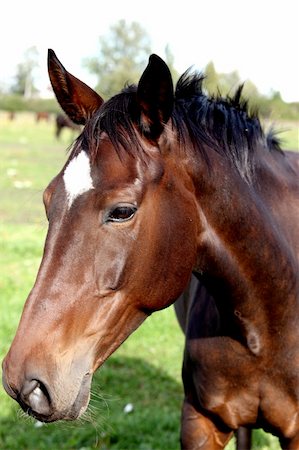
[77,70,281,180]
[173,71,267,179]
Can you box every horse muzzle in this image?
[2,356,92,422]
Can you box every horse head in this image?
[2,51,200,422]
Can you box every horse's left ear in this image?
[48,49,104,125]
[137,54,174,140]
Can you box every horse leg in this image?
[235,427,251,450]
[56,125,61,139]
[181,399,233,450]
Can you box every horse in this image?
[2,49,299,449]
[36,111,50,122]
[55,112,81,139]
[8,111,15,121]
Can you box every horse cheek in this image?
[139,211,197,310]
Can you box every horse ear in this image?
[137,54,174,140]
[48,49,104,125]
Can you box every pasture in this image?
[1,112,296,449]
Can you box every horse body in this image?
[2,51,299,449]
[55,113,81,139]
[179,144,299,447]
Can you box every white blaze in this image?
[63,151,94,208]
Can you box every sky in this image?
[1,0,298,102]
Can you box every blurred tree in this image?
[84,20,151,97]
[218,69,241,95]
[203,61,219,95]
[203,61,269,112]
[10,46,39,98]
[164,44,180,85]
[203,62,242,96]
[242,80,260,100]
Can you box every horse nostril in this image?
[21,379,51,417]
[22,379,39,396]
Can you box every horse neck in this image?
[192,151,298,339]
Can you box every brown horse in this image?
[36,111,50,122]
[2,50,299,449]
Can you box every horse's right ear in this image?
[48,49,104,125]
[137,54,174,140]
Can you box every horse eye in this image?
[106,205,137,223]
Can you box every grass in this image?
[1,112,296,449]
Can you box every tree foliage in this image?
[10,46,39,98]
[0,95,59,113]
[203,61,243,97]
[202,61,299,120]
[203,62,219,96]
[84,20,151,97]
[164,45,180,85]
[1,32,297,121]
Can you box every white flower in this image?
[6,168,17,177]
[123,403,134,414]
[34,421,44,428]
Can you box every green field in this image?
[1,112,297,449]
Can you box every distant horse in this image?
[55,113,81,139]
[3,50,299,449]
[7,111,15,121]
[36,111,50,122]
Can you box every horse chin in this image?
[64,374,92,421]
